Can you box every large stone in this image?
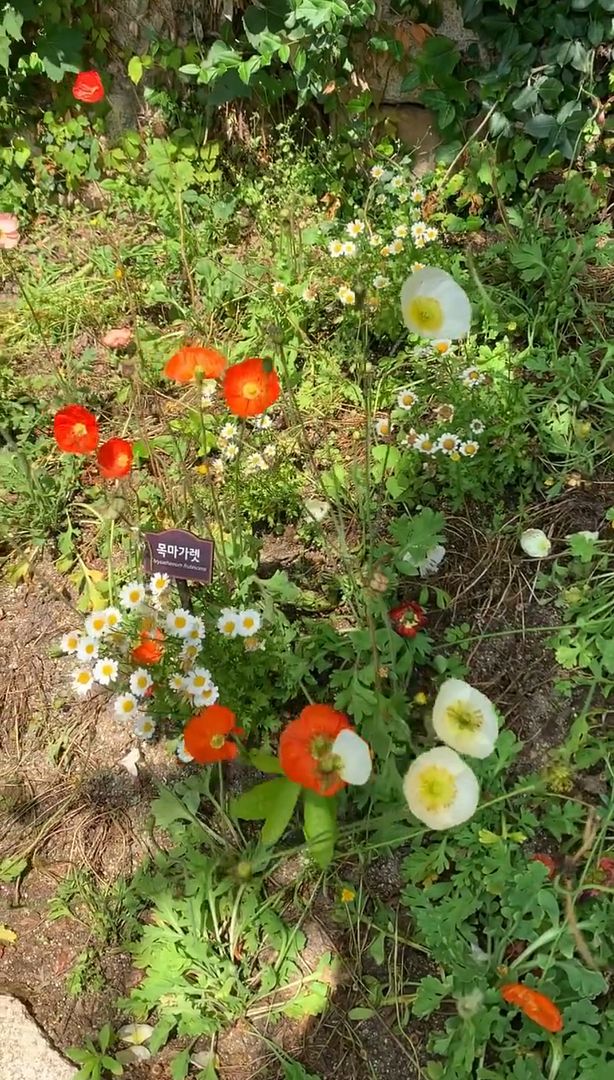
[0,995,75,1080]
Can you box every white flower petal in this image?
[118,1023,154,1045]
[520,528,551,558]
[333,729,372,785]
[432,678,499,759]
[116,1046,151,1064]
[119,747,140,778]
[401,268,471,341]
[403,746,479,830]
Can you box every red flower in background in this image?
[530,853,557,879]
[131,627,164,666]
[500,983,563,1033]
[53,404,99,453]
[0,213,20,250]
[72,71,105,104]
[164,345,227,383]
[279,704,351,797]
[184,705,242,764]
[389,601,426,638]
[97,437,133,479]
[223,357,280,418]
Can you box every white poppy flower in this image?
[165,608,193,637]
[217,608,240,637]
[72,668,94,696]
[520,528,551,558]
[93,658,119,686]
[61,630,81,654]
[118,1023,154,1046]
[403,746,480,830]
[119,581,146,610]
[332,729,372,785]
[76,636,99,662]
[401,268,471,341]
[85,611,108,638]
[236,609,261,637]
[432,678,499,759]
[133,715,156,740]
[114,693,138,719]
[130,668,153,697]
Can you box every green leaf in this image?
[98,1024,111,1053]
[524,113,557,138]
[2,8,23,40]
[413,975,452,1018]
[101,1058,123,1076]
[231,777,300,845]
[598,0,614,10]
[261,780,301,845]
[303,790,337,869]
[557,961,607,997]
[171,1048,191,1080]
[249,750,283,774]
[128,56,143,84]
[348,1006,377,1020]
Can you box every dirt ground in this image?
[0,484,610,1078]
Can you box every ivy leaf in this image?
[128,56,143,85]
[303,790,337,869]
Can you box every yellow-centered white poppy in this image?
[403,746,479,830]
[401,268,471,341]
[520,528,551,558]
[432,678,499,759]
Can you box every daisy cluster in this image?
[59,575,264,758]
[197,416,277,484]
[374,380,486,460]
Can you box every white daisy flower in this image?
[425,226,439,243]
[186,616,205,642]
[461,367,485,388]
[380,244,392,257]
[236,609,261,637]
[186,666,213,696]
[411,188,425,204]
[410,261,426,273]
[433,339,452,355]
[369,233,382,248]
[243,635,265,652]
[414,235,426,249]
[77,636,99,662]
[85,611,108,638]
[370,164,385,180]
[390,176,404,191]
[398,192,409,204]
[520,528,551,558]
[432,678,499,759]
[328,239,344,258]
[180,641,200,664]
[397,388,418,410]
[150,572,170,596]
[338,286,355,306]
[415,433,437,454]
[262,444,276,461]
[244,451,268,475]
[394,224,409,239]
[252,414,273,431]
[346,220,364,238]
[166,608,193,637]
[375,193,387,205]
[401,268,471,341]
[302,284,317,302]
[341,240,356,257]
[119,581,146,610]
[272,281,286,296]
[459,440,479,457]
[217,608,240,637]
[390,239,404,255]
[411,222,427,242]
[133,715,156,740]
[176,737,193,763]
[375,417,391,438]
[114,693,138,719]
[437,433,460,455]
[373,275,390,290]
[403,746,480,830]
[470,419,485,435]
[193,684,220,708]
[61,631,81,655]
[221,443,239,463]
[219,422,238,441]
[93,657,119,686]
[168,673,187,692]
[130,668,153,697]
[72,668,94,696]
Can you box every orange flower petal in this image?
[164,345,227,383]
[72,71,105,104]
[278,704,351,796]
[97,437,133,479]
[53,404,99,454]
[223,357,280,418]
[500,983,563,1033]
[184,704,239,764]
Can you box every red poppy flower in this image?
[278,704,352,797]
[53,404,99,453]
[164,345,227,384]
[530,853,557,879]
[184,704,242,764]
[223,357,280,418]
[389,600,426,638]
[131,627,164,666]
[97,437,133,479]
[500,983,563,1034]
[72,71,105,104]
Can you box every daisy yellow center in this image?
[102,663,113,675]
[84,643,95,653]
[175,616,186,628]
[464,444,478,456]
[223,620,235,634]
[210,733,225,749]
[421,440,433,451]
[92,617,105,631]
[137,676,148,688]
[448,704,482,732]
[418,766,457,811]
[193,675,206,688]
[451,451,461,461]
[68,636,78,648]
[407,296,443,333]
[122,701,134,712]
[402,394,415,406]
[242,380,261,400]
[77,672,90,684]
[243,617,254,629]
[129,590,141,603]
[435,342,449,354]
[108,615,118,626]
[185,646,197,657]
[341,888,355,903]
[442,438,456,450]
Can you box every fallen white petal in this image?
[520,528,551,558]
[333,729,372,785]
[116,1045,152,1063]
[118,1022,154,1045]
[119,747,140,778]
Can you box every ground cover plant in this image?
[1,13,614,1080]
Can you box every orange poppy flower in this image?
[278,704,352,797]
[183,704,242,764]
[53,404,99,453]
[72,71,105,104]
[223,357,280,418]
[500,983,563,1033]
[131,627,164,666]
[97,437,133,479]
[164,345,227,383]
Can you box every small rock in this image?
[0,995,75,1080]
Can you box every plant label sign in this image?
[143,529,214,584]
